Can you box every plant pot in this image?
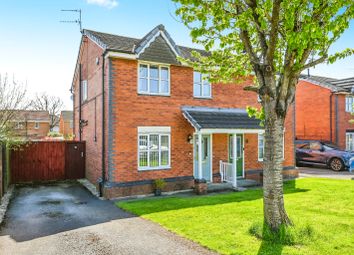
[194,178,207,195]
[154,189,162,196]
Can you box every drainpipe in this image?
[335,94,339,145]
[100,50,107,197]
[330,92,334,143]
[78,64,82,141]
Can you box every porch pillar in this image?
[198,132,203,179]
[232,133,237,188]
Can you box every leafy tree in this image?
[174,0,354,231]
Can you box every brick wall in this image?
[295,80,333,142]
[295,80,354,149]
[109,58,295,185]
[73,37,107,185]
[59,118,73,137]
[13,121,49,139]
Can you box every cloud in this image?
[86,0,118,9]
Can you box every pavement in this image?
[0,181,215,255]
[298,166,354,180]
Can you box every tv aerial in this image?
[60,9,82,33]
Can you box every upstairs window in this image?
[345,96,353,112]
[193,71,211,98]
[81,80,88,102]
[138,63,170,95]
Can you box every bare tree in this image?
[30,93,64,131]
[0,74,28,140]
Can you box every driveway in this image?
[0,182,215,255]
[298,166,354,180]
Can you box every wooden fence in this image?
[10,141,85,183]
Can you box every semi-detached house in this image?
[71,24,297,198]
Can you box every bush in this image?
[153,179,166,190]
[47,131,62,137]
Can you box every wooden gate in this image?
[10,141,85,183]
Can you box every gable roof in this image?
[12,110,50,122]
[83,24,208,62]
[299,74,354,93]
[60,111,73,121]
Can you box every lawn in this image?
[117,178,354,255]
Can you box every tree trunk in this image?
[262,100,292,231]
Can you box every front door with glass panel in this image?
[194,135,211,181]
[229,134,244,178]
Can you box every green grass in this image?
[117,178,354,255]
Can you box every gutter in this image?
[100,50,107,197]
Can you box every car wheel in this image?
[329,158,344,171]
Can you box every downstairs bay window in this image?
[138,127,171,170]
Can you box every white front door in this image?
[193,134,212,181]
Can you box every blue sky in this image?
[0,0,353,109]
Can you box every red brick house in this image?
[11,110,50,140]
[71,25,297,198]
[296,75,354,150]
[59,110,73,138]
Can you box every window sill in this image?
[137,92,170,97]
[193,96,212,100]
[138,166,171,171]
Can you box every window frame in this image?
[346,132,354,151]
[137,128,171,171]
[81,80,88,103]
[345,96,354,113]
[137,62,170,96]
[193,71,212,99]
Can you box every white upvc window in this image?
[193,71,211,98]
[258,132,285,161]
[69,120,73,128]
[345,96,354,112]
[81,80,88,102]
[346,132,354,151]
[138,63,170,95]
[138,127,171,170]
[34,122,40,129]
[15,121,24,130]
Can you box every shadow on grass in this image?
[118,180,309,215]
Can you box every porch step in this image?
[207,179,259,192]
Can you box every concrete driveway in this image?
[298,166,354,180]
[0,182,215,255]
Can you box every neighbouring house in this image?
[11,110,50,140]
[295,75,354,150]
[71,24,297,198]
[59,111,73,138]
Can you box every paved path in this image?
[0,182,215,255]
[298,166,354,180]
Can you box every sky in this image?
[0,0,353,109]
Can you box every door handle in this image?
[81,152,84,157]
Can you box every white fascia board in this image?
[199,129,264,134]
[138,126,171,133]
[106,51,137,60]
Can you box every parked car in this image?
[296,141,354,171]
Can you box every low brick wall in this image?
[103,177,194,199]
[245,167,299,184]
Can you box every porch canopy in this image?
[182,106,264,188]
[181,106,264,134]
